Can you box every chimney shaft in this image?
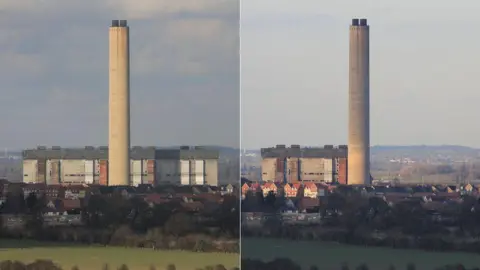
[108,20,131,186]
[348,18,370,185]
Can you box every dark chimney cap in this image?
[352,19,359,26]
[119,20,127,27]
[111,20,119,27]
[359,18,367,26]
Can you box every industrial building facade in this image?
[22,146,219,186]
[261,145,348,184]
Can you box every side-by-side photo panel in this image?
[241,1,480,270]
[0,1,240,270]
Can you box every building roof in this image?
[22,146,219,160]
[261,145,347,159]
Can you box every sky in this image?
[241,0,480,149]
[3,1,480,151]
[0,0,239,149]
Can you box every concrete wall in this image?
[108,20,130,186]
[60,159,86,184]
[156,159,179,184]
[300,158,324,182]
[46,159,61,185]
[23,160,38,183]
[204,159,218,186]
[261,158,276,181]
[286,157,300,183]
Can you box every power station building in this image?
[22,146,219,187]
[260,145,348,184]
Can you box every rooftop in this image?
[261,145,347,158]
[23,146,219,160]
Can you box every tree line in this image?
[0,260,238,270]
[242,186,480,253]
[0,190,239,253]
[2,259,478,270]
[242,258,480,270]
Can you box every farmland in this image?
[242,238,480,270]
[0,240,238,270]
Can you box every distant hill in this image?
[371,145,480,163]
[371,145,479,153]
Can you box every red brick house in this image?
[23,183,45,198]
[241,183,250,196]
[284,183,300,198]
[261,182,278,197]
[304,183,318,198]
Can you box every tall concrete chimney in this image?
[348,18,370,185]
[108,20,130,186]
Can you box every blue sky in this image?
[242,0,480,149]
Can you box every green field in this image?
[0,240,238,270]
[242,238,480,270]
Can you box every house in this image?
[250,183,261,193]
[144,193,171,206]
[261,182,277,197]
[62,199,82,211]
[296,197,320,212]
[446,185,458,193]
[136,184,154,194]
[45,185,63,199]
[283,184,293,198]
[0,183,7,203]
[316,184,328,197]
[433,185,458,193]
[0,179,9,201]
[191,185,214,194]
[303,183,318,198]
[43,199,67,216]
[23,183,45,198]
[463,183,475,193]
[64,185,88,200]
[284,183,300,198]
[241,183,250,196]
[221,184,234,195]
[181,200,204,212]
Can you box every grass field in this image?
[0,240,238,270]
[242,238,480,270]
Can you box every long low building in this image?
[22,146,219,186]
[260,144,348,184]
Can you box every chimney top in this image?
[352,19,359,26]
[359,18,367,26]
[111,20,127,27]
